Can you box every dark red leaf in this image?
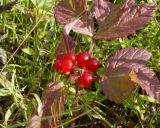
[102,48,160,103]
[93,0,113,23]
[101,66,138,103]
[106,48,152,74]
[41,82,66,128]
[123,0,135,6]
[54,26,75,57]
[28,83,66,128]
[63,26,75,52]
[135,67,160,102]
[28,115,41,128]
[94,0,156,40]
[54,0,94,36]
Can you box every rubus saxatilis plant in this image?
[28,0,160,127]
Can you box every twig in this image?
[70,85,80,128]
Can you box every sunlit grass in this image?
[0,0,160,127]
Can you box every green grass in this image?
[0,0,160,127]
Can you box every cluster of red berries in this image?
[54,51,100,87]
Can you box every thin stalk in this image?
[58,110,92,128]
[85,103,113,128]
[70,85,80,128]
[89,38,95,54]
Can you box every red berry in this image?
[54,53,74,73]
[61,58,74,73]
[54,59,62,71]
[87,58,100,72]
[78,72,93,87]
[64,52,76,63]
[76,52,90,69]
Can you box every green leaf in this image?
[0,73,14,93]
[38,0,46,7]
[22,47,35,55]
[0,47,7,65]
[4,104,16,125]
[0,88,11,96]
[30,0,37,6]
[0,71,24,100]
[139,95,159,104]
[32,93,42,116]
[30,0,46,7]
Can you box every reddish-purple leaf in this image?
[102,48,160,103]
[123,0,135,6]
[28,115,41,128]
[41,82,66,128]
[106,48,152,74]
[94,0,156,40]
[135,67,160,101]
[101,66,138,103]
[28,82,66,128]
[55,27,75,57]
[54,0,94,36]
[93,0,113,23]
[63,25,75,51]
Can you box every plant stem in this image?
[70,85,80,128]
[89,38,95,54]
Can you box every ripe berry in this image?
[76,52,90,69]
[61,58,74,73]
[78,72,93,87]
[87,58,100,72]
[54,59,62,71]
[64,52,76,63]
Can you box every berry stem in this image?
[89,38,95,54]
